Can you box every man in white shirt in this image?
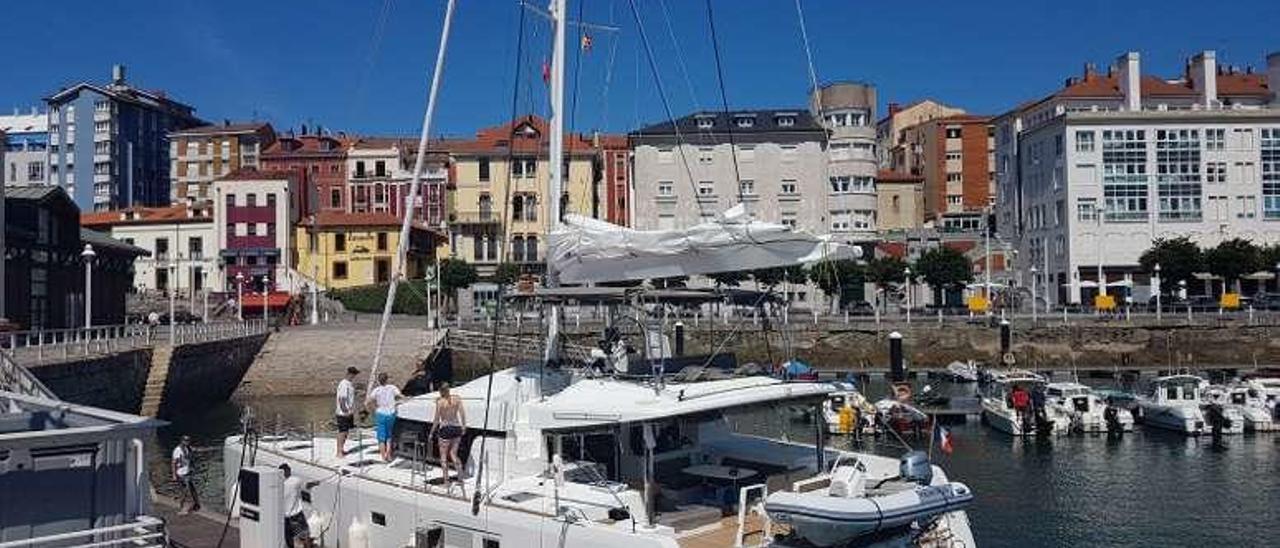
[334,367,360,458]
[170,435,200,514]
[279,464,319,548]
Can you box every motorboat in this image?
[980,370,1069,436]
[820,381,875,436]
[942,361,980,383]
[1203,384,1274,432]
[764,452,973,547]
[1243,376,1280,414]
[1044,382,1133,434]
[1134,375,1207,435]
[874,398,934,438]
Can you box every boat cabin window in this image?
[829,395,846,411]
[548,430,621,480]
[1166,385,1179,400]
[1047,388,1063,397]
[1230,392,1246,405]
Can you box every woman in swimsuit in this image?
[429,383,467,488]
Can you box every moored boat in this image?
[1135,375,1206,435]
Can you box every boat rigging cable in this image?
[702,0,745,208]
[474,0,539,516]
[626,0,709,221]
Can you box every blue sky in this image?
[3,0,1277,137]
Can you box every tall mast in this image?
[543,0,567,363]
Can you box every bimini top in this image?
[989,369,1046,384]
[1152,374,1205,386]
[548,204,860,284]
[396,367,833,431]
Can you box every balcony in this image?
[449,210,502,226]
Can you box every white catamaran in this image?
[223,1,977,547]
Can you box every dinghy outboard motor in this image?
[899,451,933,485]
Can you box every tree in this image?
[1204,238,1261,291]
[750,267,787,290]
[1138,237,1203,294]
[809,259,865,308]
[913,247,972,305]
[783,264,809,286]
[865,256,907,286]
[707,270,749,288]
[492,262,521,286]
[438,258,479,312]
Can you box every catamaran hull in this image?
[765,483,974,547]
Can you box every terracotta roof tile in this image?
[81,204,211,227]
[171,122,271,136]
[217,167,300,182]
[1216,73,1270,97]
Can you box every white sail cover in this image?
[549,204,861,284]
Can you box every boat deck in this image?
[677,513,775,548]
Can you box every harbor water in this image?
[150,375,1280,548]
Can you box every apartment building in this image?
[168,122,276,204]
[81,203,218,294]
[260,132,350,217]
[898,115,996,231]
[212,169,301,292]
[295,211,437,290]
[876,169,925,231]
[1,108,48,187]
[346,138,448,227]
[877,99,966,171]
[995,50,1280,305]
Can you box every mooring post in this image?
[674,321,685,357]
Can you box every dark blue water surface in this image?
[152,375,1279,547]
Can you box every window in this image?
[525,235,538,262]
[94,162,111,176]
[1102,129,1149,221]
[780,179,798,195]
[155,238,170,261]
[330,188,341,208]
[830,176,850,193]
[478,157,490,181]
[739,179,755,196]
[1205,128,1226,151]
[738,145,755,162]
[947,195,962,205]
[333,261,348,279]
[946,172,962,183]
[27,161,43,181]
[247,223,258,236]
[94,99,108,112]
[696,116,714,129]
[511,158,537,178]
[1263,128,1280,218]
[945,152,962,161]
[1206,162,1228,183]
[247,193,257,207]
[377,232,388,251]
[657,147,674,164]
[780,211,797,229]
[830,210,851,232]
[354,161,367,178]
[1075,131,1095,152]
[267,193,277,209]
[829,143,851,160]
[335,233,346,252]
[226,193,236,207]
[95,141,110,155]
[945,127,962,139]
[852,209,875,230]
[734,115,755,128]
[1238,195,1258,219]
[188,237,203,260]
[698,147,714,164]
[1155,128,1202,221]
[775,115,795,127]
[697,181,715,196]
[375,160,386,177]
[94,120,110,133]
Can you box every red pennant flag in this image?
[541,57,550,84]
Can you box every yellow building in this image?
[443,116,599,277]
[296,211,437,289]
[875,169,925,231]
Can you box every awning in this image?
[1107,279,1133,288]
[1242,271,1275,280]
[240,292,292,310]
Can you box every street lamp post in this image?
[263,275,271,325]
[1180,279,1190,323]
[904,267,912,324]
[168,262,177,342]
[1154,263,1162,323]
[81,244,96,329]
[310,264,319,325]
[235,272,245,320]
[1030,265,1038,323]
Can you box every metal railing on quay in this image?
[2,320,271,365]
[0,515,166,548]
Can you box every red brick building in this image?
[260,133,352,218]
[897,114,995,232]
[598,134,631,226]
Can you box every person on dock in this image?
[428,383,468,490]
[367,372,405,461]
[280,463,320,548]
[171,435,200,514]
[402,362,433,397]
[335,367,360,458]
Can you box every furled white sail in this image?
[549,204,862,284]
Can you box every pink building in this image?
[213,168,301,292]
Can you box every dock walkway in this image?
[153,495,238,548]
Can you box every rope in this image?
[703,0,744,206]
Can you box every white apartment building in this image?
[81,204,218,294]
[1,108,49,187]
[996,50,1280,305]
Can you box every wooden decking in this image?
[677,514,777,548]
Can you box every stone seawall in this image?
[159,333,269,417]
[649,323,1280,371]
[238,324,429,397]
[29,349,151,413]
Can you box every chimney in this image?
[1190,51,1218,108]
[1117,52,1142,111]
[112,64,126,85]
[888,102,902,117]
[1268,52,1280,106]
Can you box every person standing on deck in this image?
[335,367,360,458]
[1011,385,1032,431]
[171,435,200,514]
[280,463,320,548]
[429,383,468,491]
[367,372,405,461]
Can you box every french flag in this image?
[936,425,954,455]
